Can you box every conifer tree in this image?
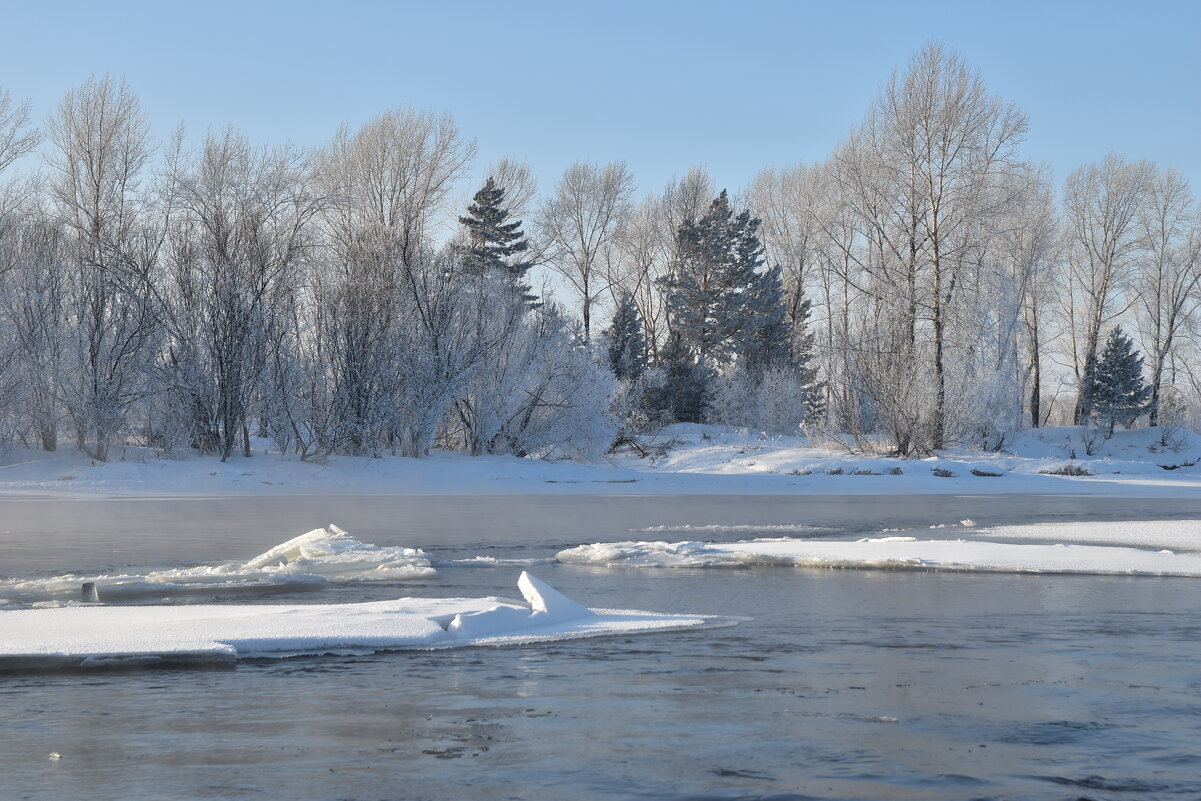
[739,264,792,374]
[459,177,537,303]
[790,294,825,423]
[653,333,712,424]
[605,292,647,381]
[1080,326,1153,436]
[659,191,768,370]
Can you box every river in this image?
[2,493,1199,800]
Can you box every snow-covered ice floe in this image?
[0,572,726,671]
[0,525,434,604]
[557,537,1201,577]
[972,520,1201,552]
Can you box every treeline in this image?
[598,44,1200,453]
[0,82,613,461]
[0,43,1197,462]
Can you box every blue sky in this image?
[3,0,1198,195]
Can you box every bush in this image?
[1039,463,1093,476]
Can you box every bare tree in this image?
[1061,153,1153,423]
[874,42,1030,447]
[485,157,537,223]
[996,167,1058,428]
[1135,167,1200,425]
[0,88,39,175]
[163,128,321,460]
[536,160,634,343]
[320,108,476,264]
[45,75,161,460]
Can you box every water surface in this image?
[3,494,1199,800]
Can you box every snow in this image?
[240,524,433,579]
[972,520,1201,551]
[1,425,1200,498]
[556,536,1201,577]
[0,572,722,671]
[0,525,434,604]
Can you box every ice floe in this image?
[0,572,723,670]
[0,525,434,604]
[630,524,829,534]
[557,538,1201,577]
[971,520,1201,552]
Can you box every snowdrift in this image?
[0,571,722,671]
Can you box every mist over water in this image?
[3,494,1200,800]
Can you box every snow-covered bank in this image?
[0,572,724,671]
[1,424,1200,498]
[0,525,433,604]
[557,534,1201,577]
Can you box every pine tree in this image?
[1080,326,1153,436]
[739,265,792,374]
[655,333,713,424]
[658,191,768,370]
[459,177,537,303]
[605,292,647,381]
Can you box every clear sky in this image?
[2,0,1198,196]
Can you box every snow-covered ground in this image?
[1,424,1199,498]
[0,571,724,670]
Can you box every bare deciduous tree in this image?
[1061,153,1153,423]
[46,75,161,460]
[536,160,634,343]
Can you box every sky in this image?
[2,0,1199,197]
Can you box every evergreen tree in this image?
[658,191,768,370]
[739,264,792,374]
[459,177,537,304]
[1080,326,1153,436]
[652,333,713,424]
[790,294,825,423]
[605,292,647,381]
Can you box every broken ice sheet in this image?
[0,524,435,604]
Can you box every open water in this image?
[2,494,1199,800]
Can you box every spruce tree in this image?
[1080,326,1153,436]
[459,177,537,303]
[790,294,825,423]
[605,292,647,381]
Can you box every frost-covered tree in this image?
[1080,326,1153,435]
[1062,154,1153,424]
[738,264,792,374]
[46,75,162,461]
[604,292,647,381]
[1134,167,1199,426]
[163,129,320,460]
[536,161,634,343]
[660,191,770,370]
[646,333,711,424]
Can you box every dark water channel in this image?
[2,494,1200,800]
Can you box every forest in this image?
[0,43,1196,463]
